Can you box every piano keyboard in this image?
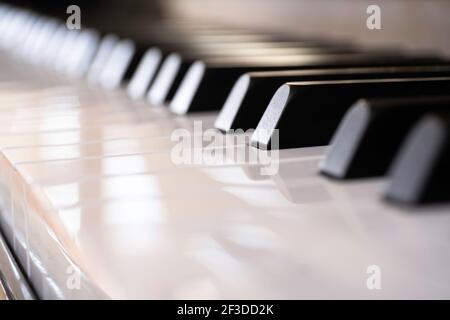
[0,2,449,300]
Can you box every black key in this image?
[385,113,450,204]
[107,33,213,93]
[320,96,450,179]
[147,44,360,106]
[122,41,157,82]
[147,53,194,106]
[130,34,280,91]
[250,78,450,150]
[127,47,163,99]
[215,66,450,132]
[120,22,352,101]
[169,54,448,115]
[119,26,356,103]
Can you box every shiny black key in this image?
[148,45,360,106]
[320,96,450,179]
[147,52,195,106]
[250,78,450,150]
[122,40,158,81]
[385,113,450,204]
[125,26,355,100]
[126,29,356,105]
[215,66,450,132]
[169,54,448,115]
[127,47,163,99]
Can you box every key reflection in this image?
[190,237,249,279]
[45,182,80,208]
[57,207,81,239]
[271,154,333,204]
[225,224,278,250]
[101,199,166,224]
[100,174,160,199]
[100,154,149,176]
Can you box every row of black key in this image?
[1,4,449,206]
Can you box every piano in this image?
[0,0,449,300]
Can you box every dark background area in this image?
[1,0,163,15]
[1,0,165,29]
